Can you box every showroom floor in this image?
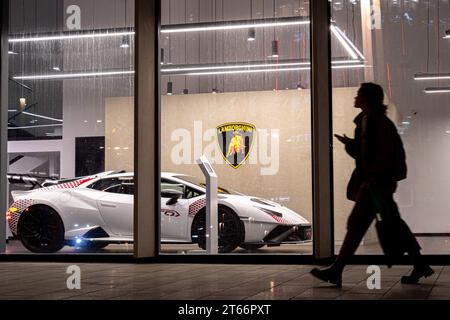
[0,262,450,300]
[6,236,450,255]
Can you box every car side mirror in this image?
[161,189,183,205]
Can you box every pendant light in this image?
[445,29,450,38]
[167,81,173,95]
[183,0,188,95]
[247,0,255,41]
[248,28,256,41]
[270,39,279,58]
[19,0,26,110]
[270,0,279,58]
[166,0,173,95]
[120,35,130,48]
[8,43,17,55]
[7,6,17,54]
[120,0,130,48]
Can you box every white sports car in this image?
[7,171,312,253]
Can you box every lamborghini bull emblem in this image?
[217,122,256,169]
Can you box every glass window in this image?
[6,0,135,254]
[185,186,203,199]
[161,178,186,196]
[89,178,119,191]
[332,0,449,255]
[120,182,135,195]
[159,0,313,255]
[103,181,134,194]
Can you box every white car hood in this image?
[219,194,310,225]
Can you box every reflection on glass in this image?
[160,0,313,255]
[332,0,450,255]
[6,0,135,254]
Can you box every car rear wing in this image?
[7,174,45,189]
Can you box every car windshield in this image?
[174,175,242,195]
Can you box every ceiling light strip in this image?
[9,31,135,43]
[332,64,367,69]
[162,61,311,73]
[333,24,365,61]
[160,19,364,61]
[161,59,362,74]
[13,70,135,80]
[8,124,63,130]
[8,19,364,63]
[21,111,63,122]
[13,62,364,80]
[161,16,310,33]
[424,87,450,93]
[186,67,311,76]
[414,73,450,80]
[330,25,358,60]
[183,64,365,76]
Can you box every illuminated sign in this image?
[216,122,256,169]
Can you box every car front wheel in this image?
[192,206,245,253]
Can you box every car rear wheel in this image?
[18,205,65,253]
[192,206,244,253]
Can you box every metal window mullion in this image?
[134,0,159,259]
[0,0,9,254]
[310,0,334,259]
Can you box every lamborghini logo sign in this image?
[217,122,256,169]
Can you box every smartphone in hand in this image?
[334,134,349,144]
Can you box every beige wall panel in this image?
[161,89,313,223]
[105,97,135,172]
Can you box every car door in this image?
[160,179,190,241]
[96,180,133,236]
